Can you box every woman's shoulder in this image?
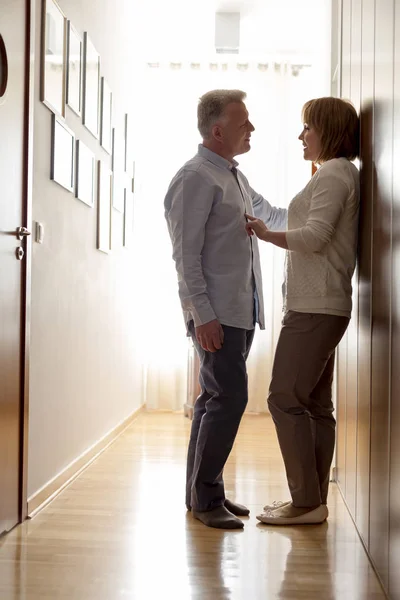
[317,158,358,178]
[314,158,359,189]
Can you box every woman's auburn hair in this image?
[302,97,359,163]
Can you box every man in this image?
[164,89,286,529]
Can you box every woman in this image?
[246,97,360,525]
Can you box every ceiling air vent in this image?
[215,12,240,55]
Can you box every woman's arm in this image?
[246,172,350,253]
[245,214,289,249]
[285,174,349,253]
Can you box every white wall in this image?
[28,0,144,498]
[28,0,333,496]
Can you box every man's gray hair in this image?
[197,89,247,139]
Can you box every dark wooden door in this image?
[390,2,400,597]
[0,0,29,534]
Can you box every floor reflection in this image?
[0,413,386,600]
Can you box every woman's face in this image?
[298,123,322,162]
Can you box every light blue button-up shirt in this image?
[164,145,287,332]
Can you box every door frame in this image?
[19,0,35,523]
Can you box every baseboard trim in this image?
[335,481,388,598]
[182,406,271,419]
[27,405,144,518]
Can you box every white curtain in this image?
[132,60,317,412]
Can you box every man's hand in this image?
[195,319,224,353]
[245,213,270,241]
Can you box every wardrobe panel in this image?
[369,0,394,587]
[356,0,375,549]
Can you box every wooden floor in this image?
[0,412,385,600]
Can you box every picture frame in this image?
[124,113,132,175]
[100,77,112,154]
[75,140,95,207]
[123,187,134,248]
[131,161,136,193]
[111,127,125,213]
[124,115,135,178]
[66,22,82,116]
[97,161,112,253]
[82,33,100,138]
[41,0,67,118]
[50,115,75,191]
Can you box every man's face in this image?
[213,102,255,158]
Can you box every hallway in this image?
[0,412,385,599]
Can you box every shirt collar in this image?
[198,144,239,171]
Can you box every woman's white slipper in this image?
[263,500,291,512]
[256,504,328,525]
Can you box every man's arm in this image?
[251,188,288,231]
[164,168,223,352]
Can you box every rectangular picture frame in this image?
[66,22,82,116]
[75,140,95,207]
[97,161,112,253]
[123,187,134,248]
[82,33,100,138]
[131,161,136,193]
[111,127,125,213]
[50,115,75,192]
[100,77,112,154]
[124,114,135,177]
[41,0,67,118]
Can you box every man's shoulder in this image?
[181,154,206,173]
[172,155,215,182]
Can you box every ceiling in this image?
[131,0,332,61]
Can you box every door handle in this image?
[16,227,31,240]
